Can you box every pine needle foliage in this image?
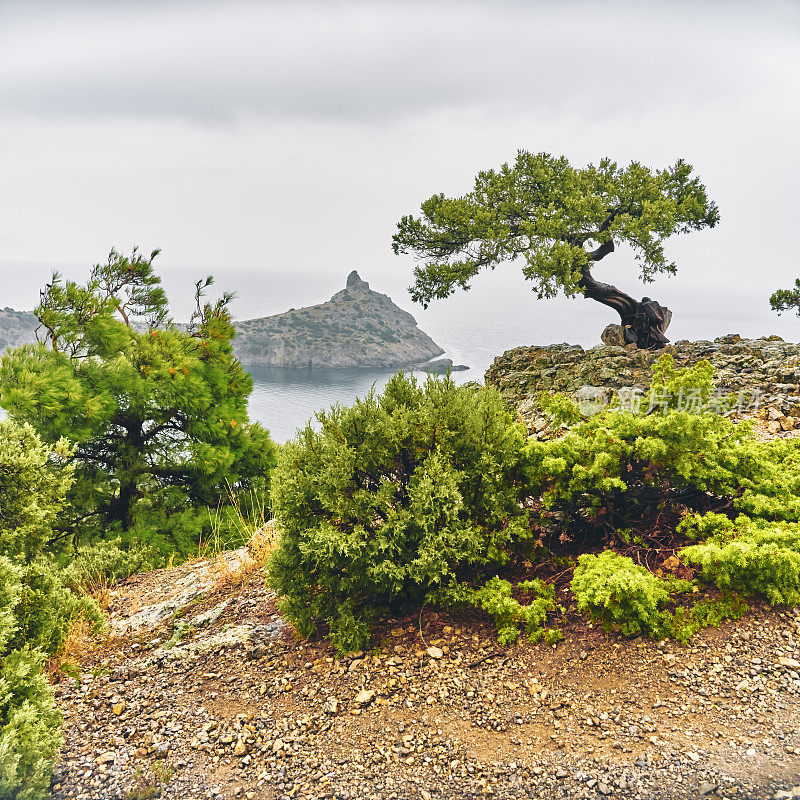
[0,249,276,557]
[267,373,531,653]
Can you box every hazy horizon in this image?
[1,0,798,333]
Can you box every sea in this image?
[162,268,798,443]
[5,266,797,443]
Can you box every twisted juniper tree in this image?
[393,151,719,349]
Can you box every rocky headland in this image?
[0,273,447,371]
[233,271,444,369]
[0,307,37,351]
[485,334,800,436]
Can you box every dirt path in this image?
[47,548,800,800]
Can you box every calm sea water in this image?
[4,265,797,443]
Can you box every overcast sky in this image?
[0,0,798,318]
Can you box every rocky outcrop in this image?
[0,275,446,370]
[416,357,469,374]
[485,334,800,434]
[233,271,444,369]
[0,308,37,351]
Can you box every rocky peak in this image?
[346,270,370,291]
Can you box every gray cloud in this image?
[1,1,796,123]
[0,0,798,330]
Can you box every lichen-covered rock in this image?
[485,334,800,435]
[600,323,629,348]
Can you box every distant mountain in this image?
[0,272,445,370]
[0,308,37,352]
[233,271,444,369]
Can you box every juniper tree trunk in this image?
[580,265,671,350]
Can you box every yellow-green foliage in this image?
[526,359,753,522]
[0,421,74,561]
[467,576,559,645]
[681,515,800,605]
[0,420,101,655]
[571,551,690,637]
[0,421,95,798]
[58,539,157,594]
[0,557,62,800]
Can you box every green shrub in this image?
[524,356,793,550]
[0,557,62,800]
[0,421,104,797]
[267,373,531,653]
[466,576,559,645]
[571,551,690,637]
[0,421,103,655]
[58,539,157,593]
[0,421,74,562]
[0,647,62,800]
[681,516,800,605]
[14,556,102,656]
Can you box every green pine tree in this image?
[0,249,276,555]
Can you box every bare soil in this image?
[49,554,800,800]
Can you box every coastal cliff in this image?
[0,308,37,351]
[233,271,444,369]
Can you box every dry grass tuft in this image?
[47,616,96,679]
[247,519,280,565]
[89,577,112,613]
[210,520,280,591]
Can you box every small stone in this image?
[233,739,247,756]
[95,751,116,765]
[354,688,375,706]
[687,751,700,762]
[598,781,612,795]
[700,782,718,796]
[153,741,169,759]
[779,657,800,669]
[426,646,443,660]
[746,747,757,756]
[111,701,126,715]
[323,698,339,715]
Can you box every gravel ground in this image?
[48,555,800,800]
